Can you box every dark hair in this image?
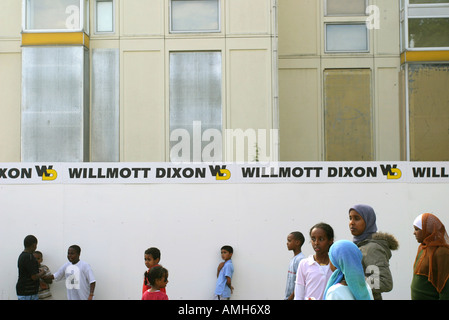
[145,247,161,260]
[309,222,334,241]
[69,245,81,255]
[34,251,43,258]
[221,245,233,254]
[146,266,168,286]
[24,235,38,248]
[290,231,305,246]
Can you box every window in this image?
[325,0,367,16]
[401,0,449,50]
[169,52,222,162]
[170,0,220,33]
[408,18,449,48]
[95,0,114,33]
[324,0,370,53]
[324,69,373,161]
[24,0,89,32]
[325,24,369,52]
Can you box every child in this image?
[33,251,53,300]
[45,245,96,300]
[142,266,169,300]
[142,247,166,295]
[294,223,334,300]
[285,231,305,300]
[214,245,234,300]
[324,240,373,300]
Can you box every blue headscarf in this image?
[324,240,372,300]
[350,204,377,244]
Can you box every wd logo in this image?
[216,168,231,181]
[380,165,402,180]
[35,166,58,181]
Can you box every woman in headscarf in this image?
[348,204,399,300]
[324,240,373,300]
[411,213,449,299]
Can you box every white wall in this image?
[1,181,449,300]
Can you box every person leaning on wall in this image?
[412,213,449,300]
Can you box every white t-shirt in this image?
[53,260,96,300]
[294,255,332,300]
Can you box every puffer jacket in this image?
[356,232,399,300]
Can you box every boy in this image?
[214,245,234,300]
[45,245,96,300]
[143,247,165,294]
[16,235,45,300]
[285,231,305,300]
[33,251,53,300]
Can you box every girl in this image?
[142,266,169,300]
[294,222,334,300]
[324,240,373,300]
[411,213,449,299]
[348,204,398,300]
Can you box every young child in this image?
[285,231,305,300]
[33,251,53,300]
[214,245,234,300]
[142,266,169,300]
[324,240,373,300]
[294,223,334,300]
[142,247,165,295]
[45,245,96,300]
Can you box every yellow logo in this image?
[216,169,231,181]
[387,167,402,180]
[42,169,58,181]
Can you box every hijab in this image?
[350,204,378,244]
[413,213,449,293]
[324,240,372,300]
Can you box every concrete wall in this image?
[2,177,448,299]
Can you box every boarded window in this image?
[409,64,449,161]
[324,69,373,161]
[169,52,222,162]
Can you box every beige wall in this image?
[0,0,22,161]
[0,0,277,162]
[278,0,401,161]
[92,0,277,162]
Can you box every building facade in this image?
[0,0,278,162]
[0,0,448,163]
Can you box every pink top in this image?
[142,290,169,300]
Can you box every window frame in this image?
[324,0,368,17]
[324,23,370,53]
[94,0,115,34]
[401,0,449,51]
[22,0,89,33]
[169,0,221,34]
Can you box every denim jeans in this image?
[17,294,39,300]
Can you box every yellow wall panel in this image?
[227,0,271,35]
[121,0,164,36]
[278,0,318,56]
[279,68,320,160]
[122,50,165,161]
